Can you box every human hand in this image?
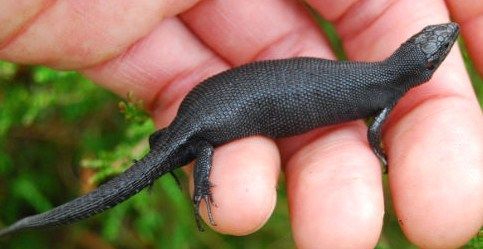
[1,1,481,248]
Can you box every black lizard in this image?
[0,22,459,236]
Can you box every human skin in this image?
[0,0,482,248]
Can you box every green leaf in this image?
[12,177,53,213]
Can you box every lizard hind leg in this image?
[192,140,217,231]
[149,128,167,149]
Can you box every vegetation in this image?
[0,31,481,249]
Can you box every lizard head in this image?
[408,22,459,73]
[388,22,459,87]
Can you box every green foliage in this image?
[465,231,483,249]
[0,62,127,248]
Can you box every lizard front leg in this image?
[192,140,216,231]
[368,104,395,172]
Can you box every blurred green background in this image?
[0,22,482,249]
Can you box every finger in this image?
[308,0,483,248]
[180,0,333,64]
[187,136,280,235]
[0,0,200,69]
[285,123,384,249]
[0,0,52,43]
[82,18,228,123]
[445,0,483,75]
[182,0,384,246]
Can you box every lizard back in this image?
[175,57,398,145]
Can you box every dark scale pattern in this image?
[0,23,459,236]
[178,58,395,143]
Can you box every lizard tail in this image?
[0,134,184,237]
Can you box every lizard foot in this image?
[193,180,217,231]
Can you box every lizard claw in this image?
[193,182,217,231]
[193,193,217,231]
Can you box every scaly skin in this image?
[0,22,459,236]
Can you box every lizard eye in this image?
[425,61,436,71]
[425,58,438,71]
[426,63,435,71]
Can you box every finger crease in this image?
[149,56,223,113]
[0,0,57,51]
[455,12,483,26]
[335,0,398,41]
[250,24,320,62]
[386,91,473,129]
